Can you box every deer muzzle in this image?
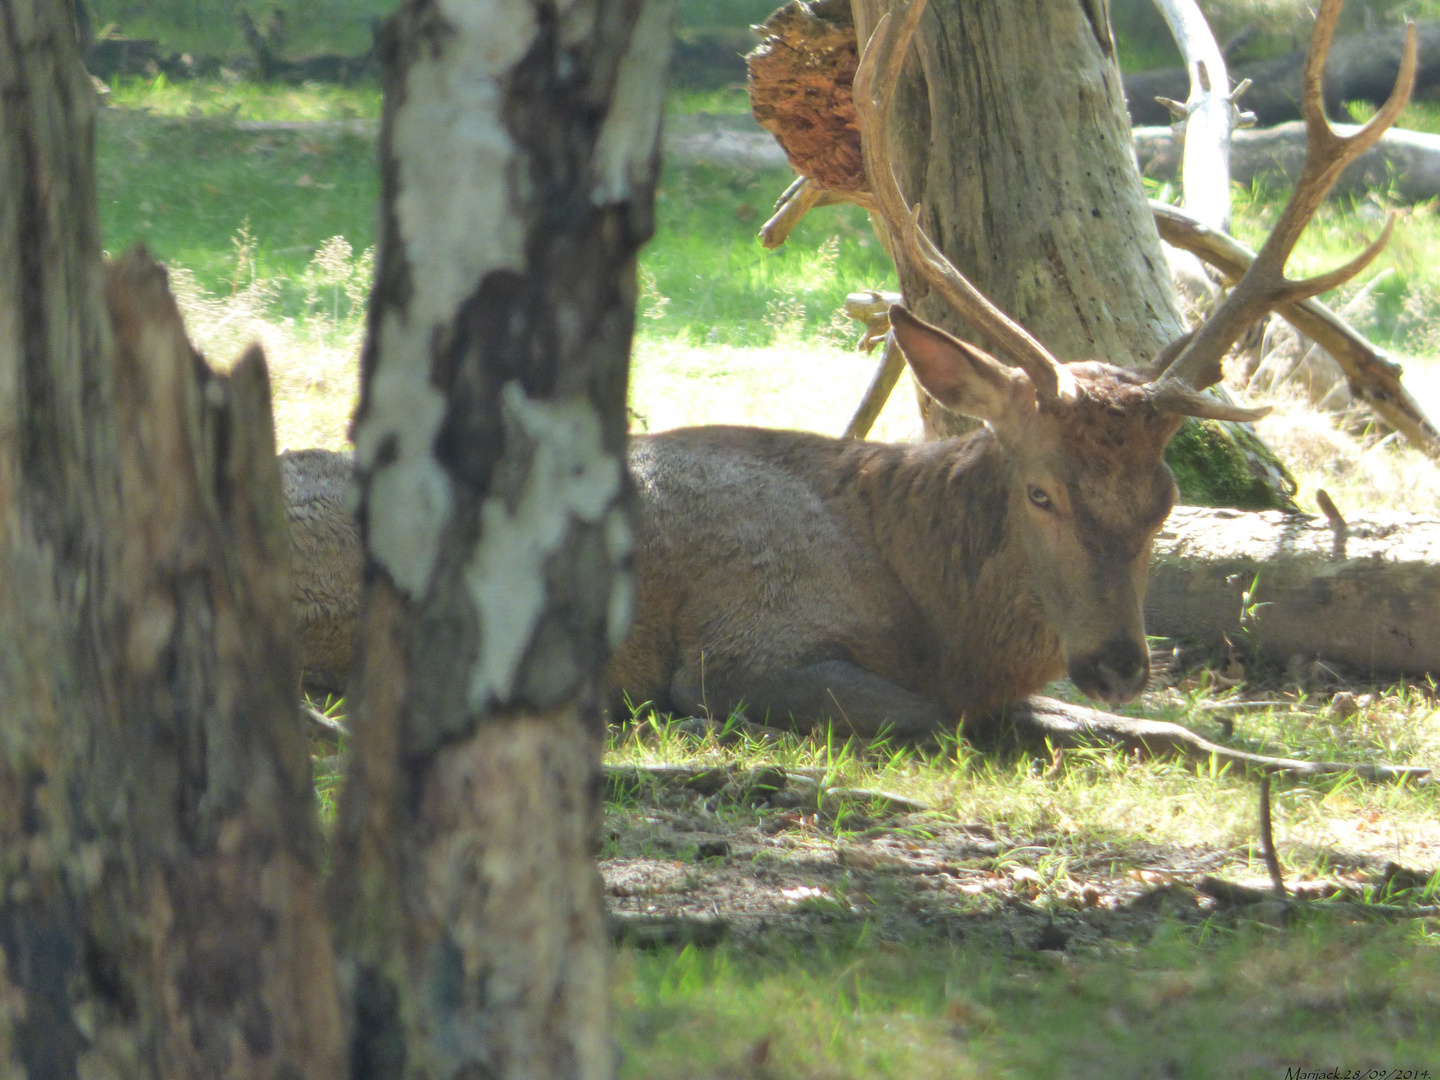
[1067,634,1151,703]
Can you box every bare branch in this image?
[1151,0,1242,232]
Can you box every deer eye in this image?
[1027,485,1052,510]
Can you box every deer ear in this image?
[888,305,1035,424]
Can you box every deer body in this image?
[611,424,1057,736]
[613,0,1412,740]
[610,347,1187,737]
[281,0,1409,748]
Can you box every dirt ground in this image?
[600,765,1426,955]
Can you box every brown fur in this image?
[279,322,1186,735]
[281,449,362,696]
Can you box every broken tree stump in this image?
[747,0,865,194]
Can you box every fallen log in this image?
[1145,505,1440,682]
[1137,121,1440,204]
[1125,20,1440,128]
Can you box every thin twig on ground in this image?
[1258,773,1288,899]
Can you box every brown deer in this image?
[606,0,1415,742]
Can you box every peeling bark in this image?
[327,0,673,1076]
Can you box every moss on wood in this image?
[1166,417,1298,510]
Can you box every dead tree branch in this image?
[1153,200,1440,461]
[974,696,1431,784]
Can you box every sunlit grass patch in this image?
[609,673,1440,877]
[170,228,369,450]
[105,73,382,122]
[629,336,920,441]
[98,110,378,298]
[643,161,896,347]
[605,687,1440,1076]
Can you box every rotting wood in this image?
[1,0,343,1069]
[1153,200,1440,462]
[747,0,864,193]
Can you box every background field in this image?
[91,1,1440,1074]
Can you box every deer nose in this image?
[1069,636,1150,703]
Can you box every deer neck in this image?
[839,430,1064,713]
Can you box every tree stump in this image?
[747,0,866,193]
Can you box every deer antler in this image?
[1153,0,1416,401]
[853,0,1077,403]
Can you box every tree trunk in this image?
[849,0,1180,435]
[325,0,672,1076]
[6,0,665,1073]
[0,0,342,1074]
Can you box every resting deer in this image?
[606,0,1416,744]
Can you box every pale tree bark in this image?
[0,0,341,1075]
[325,0,672,1077]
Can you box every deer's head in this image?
[858,0,1414,702]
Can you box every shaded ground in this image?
[601,762,1431,958]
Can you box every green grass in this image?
[94,75,1440,360]
[90,0,390,56]
[645,163,895,347]
[105,72,381,121]
[91,0,777,55]
[601,687,1440,1077]
[98,106,378,309]
[617,919,1440,1078]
